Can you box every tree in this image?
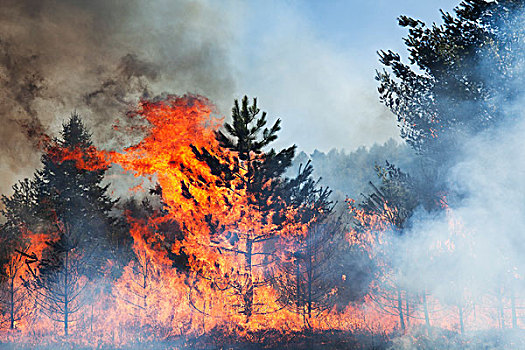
[360,163,418,230]
[377,0,525,161]
[0,241,32,330]
[188,96,332,321]
[272,161,335,327]
[353,164,419,334]
[23,113,117,335]
[35,113,117,274]
[375,0,525,333]
[272,160,371,328]
[23,221,88,337]
[274,215,372,329]
[0,179,39,329]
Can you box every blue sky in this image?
[229,0,460,153]
[302,0,458,54]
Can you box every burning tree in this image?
[188,96,332,321]
[0,179,40,330]
[24,222,89,337]
[112,215,193,340]
[35,114,117,265]
[10,113,119,336]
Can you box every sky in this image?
[231,0,460,153]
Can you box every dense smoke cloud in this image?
[372,8,525,344]
[0,0,237,195]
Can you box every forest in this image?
[0,1,524,349]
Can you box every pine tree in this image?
[189,96,333,320]
[271,161,352,327]
[274,215,372,328]
[374,2,525,332]
[25,113,117,335]
[356,164,419,333]
[377,0,525,160]
[35,113,117,270]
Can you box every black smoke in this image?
[0,0,236,195]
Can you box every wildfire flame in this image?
[1,95,521,348]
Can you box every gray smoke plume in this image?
[0,0,237,195]
[372,7,525,348]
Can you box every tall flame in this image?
[2,95,521,347]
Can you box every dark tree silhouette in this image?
[20,113,118,336]
[35,113,117,269]
[189,97,333,321]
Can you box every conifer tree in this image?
[190,96,333,320]
[24,113,117,335]
[357,164,418,333]
[35,113,117,269]
[377,0,525,160]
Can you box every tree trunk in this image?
[307,243,313,322]
[9,276,15,329]
[143,258,148,312]
[458,303,464,335]
[244,238,254,320]
[202,299,206,333]
[422,291,431,336]
[64,249,69,337]
[498,290,505,329]
[405,293,410,327]
[296,258,305,328]
[511,292,518,329]
[397,288,405,333]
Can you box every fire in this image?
[1,94,522,348]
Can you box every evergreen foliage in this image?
[35,114,117,256]
[377,0,525,160]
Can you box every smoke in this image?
[232,0,399,154]
[0,0,416,199]
[370,6,525,346]
[382,113,525,347]
[0,0,237,195]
